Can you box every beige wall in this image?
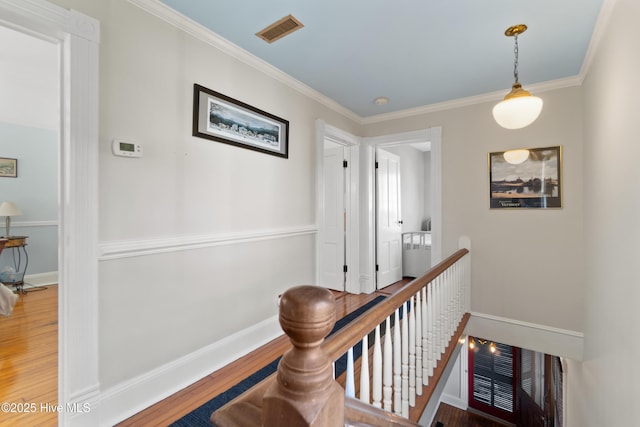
[365,87,585,333]
[49,0,361,389]
[567,0,640,425]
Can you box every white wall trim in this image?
[0,0,99,43]
[440,394,468,411]
[466,312,584,361]
[578,0,618,82]
[361,76,583,124]
[12,220,57,227]
[94,315,282,427]
[127,0,360,123]
[0,3,101,427]
[99,225,317,261]
[471,312,585,338]
[430,127,442,264]
[24,270,58,286]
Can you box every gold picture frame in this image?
[489,146,562,209]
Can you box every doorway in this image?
[0,2,101,424]
[0,23,60,418]
[316,125,441,295]
[369,129,440,291]
[315,121,360,293]
[375,148,403,288]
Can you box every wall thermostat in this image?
[112,139,142,158]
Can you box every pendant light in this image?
[493,24,543,130]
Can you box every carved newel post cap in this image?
[263,285,344,427]
[279,285,336,347]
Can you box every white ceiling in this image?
[158,0,604,119]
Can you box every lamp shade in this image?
[493,83,543,130]
[0,201,22,217]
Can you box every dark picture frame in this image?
[192,84,289,158]
[0,157,17,178]
[489,146,562,209]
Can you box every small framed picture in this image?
[192,84,289,158]
[489,146,562,209]
[0,158,17,178]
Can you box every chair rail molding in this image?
[99,225,317,260]
[11,220,58,228]
[467,312,584,361]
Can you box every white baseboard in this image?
[466,312,584,361]
[24,271,58,287]
[440,393,467,411]
[86,315,282,427]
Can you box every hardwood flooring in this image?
[431,403,512,427]
[0,285,57,427]
[0,279,430,427]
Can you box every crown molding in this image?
[361,75,583,124]
[127,0,361,123]
[127,0,601,127]
[579,0,618,81]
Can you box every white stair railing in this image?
[330,247,470,420]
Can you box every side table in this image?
[0,236,29,293]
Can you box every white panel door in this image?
[376,149,402,288]
[320,146,345,290]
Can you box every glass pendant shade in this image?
[493,83,543,130]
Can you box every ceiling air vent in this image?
[256,14,304,44]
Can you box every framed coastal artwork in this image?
[0,157,17,178]
[192,84,289,158]
[489,146,562,209]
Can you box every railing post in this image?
[263,286,344,427]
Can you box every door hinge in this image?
[343,265,348,273]
[343,160,348,168]
[375,264,379,272]
[375,161,379,169]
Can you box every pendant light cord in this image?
[513,34,519,84]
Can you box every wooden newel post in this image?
[263,286,345,426]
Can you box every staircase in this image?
[211,246,471,426]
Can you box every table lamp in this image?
[0,201,23,237]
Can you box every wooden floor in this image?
[431,403,511,427]
[0,280,501,427]
[0,285,58,427]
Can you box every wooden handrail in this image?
[344,397,421,427]
[322,248,468,360]
[211,247,470,426]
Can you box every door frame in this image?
[362,127,442,292]
[0,1,100,425]
[315,120,360,293]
